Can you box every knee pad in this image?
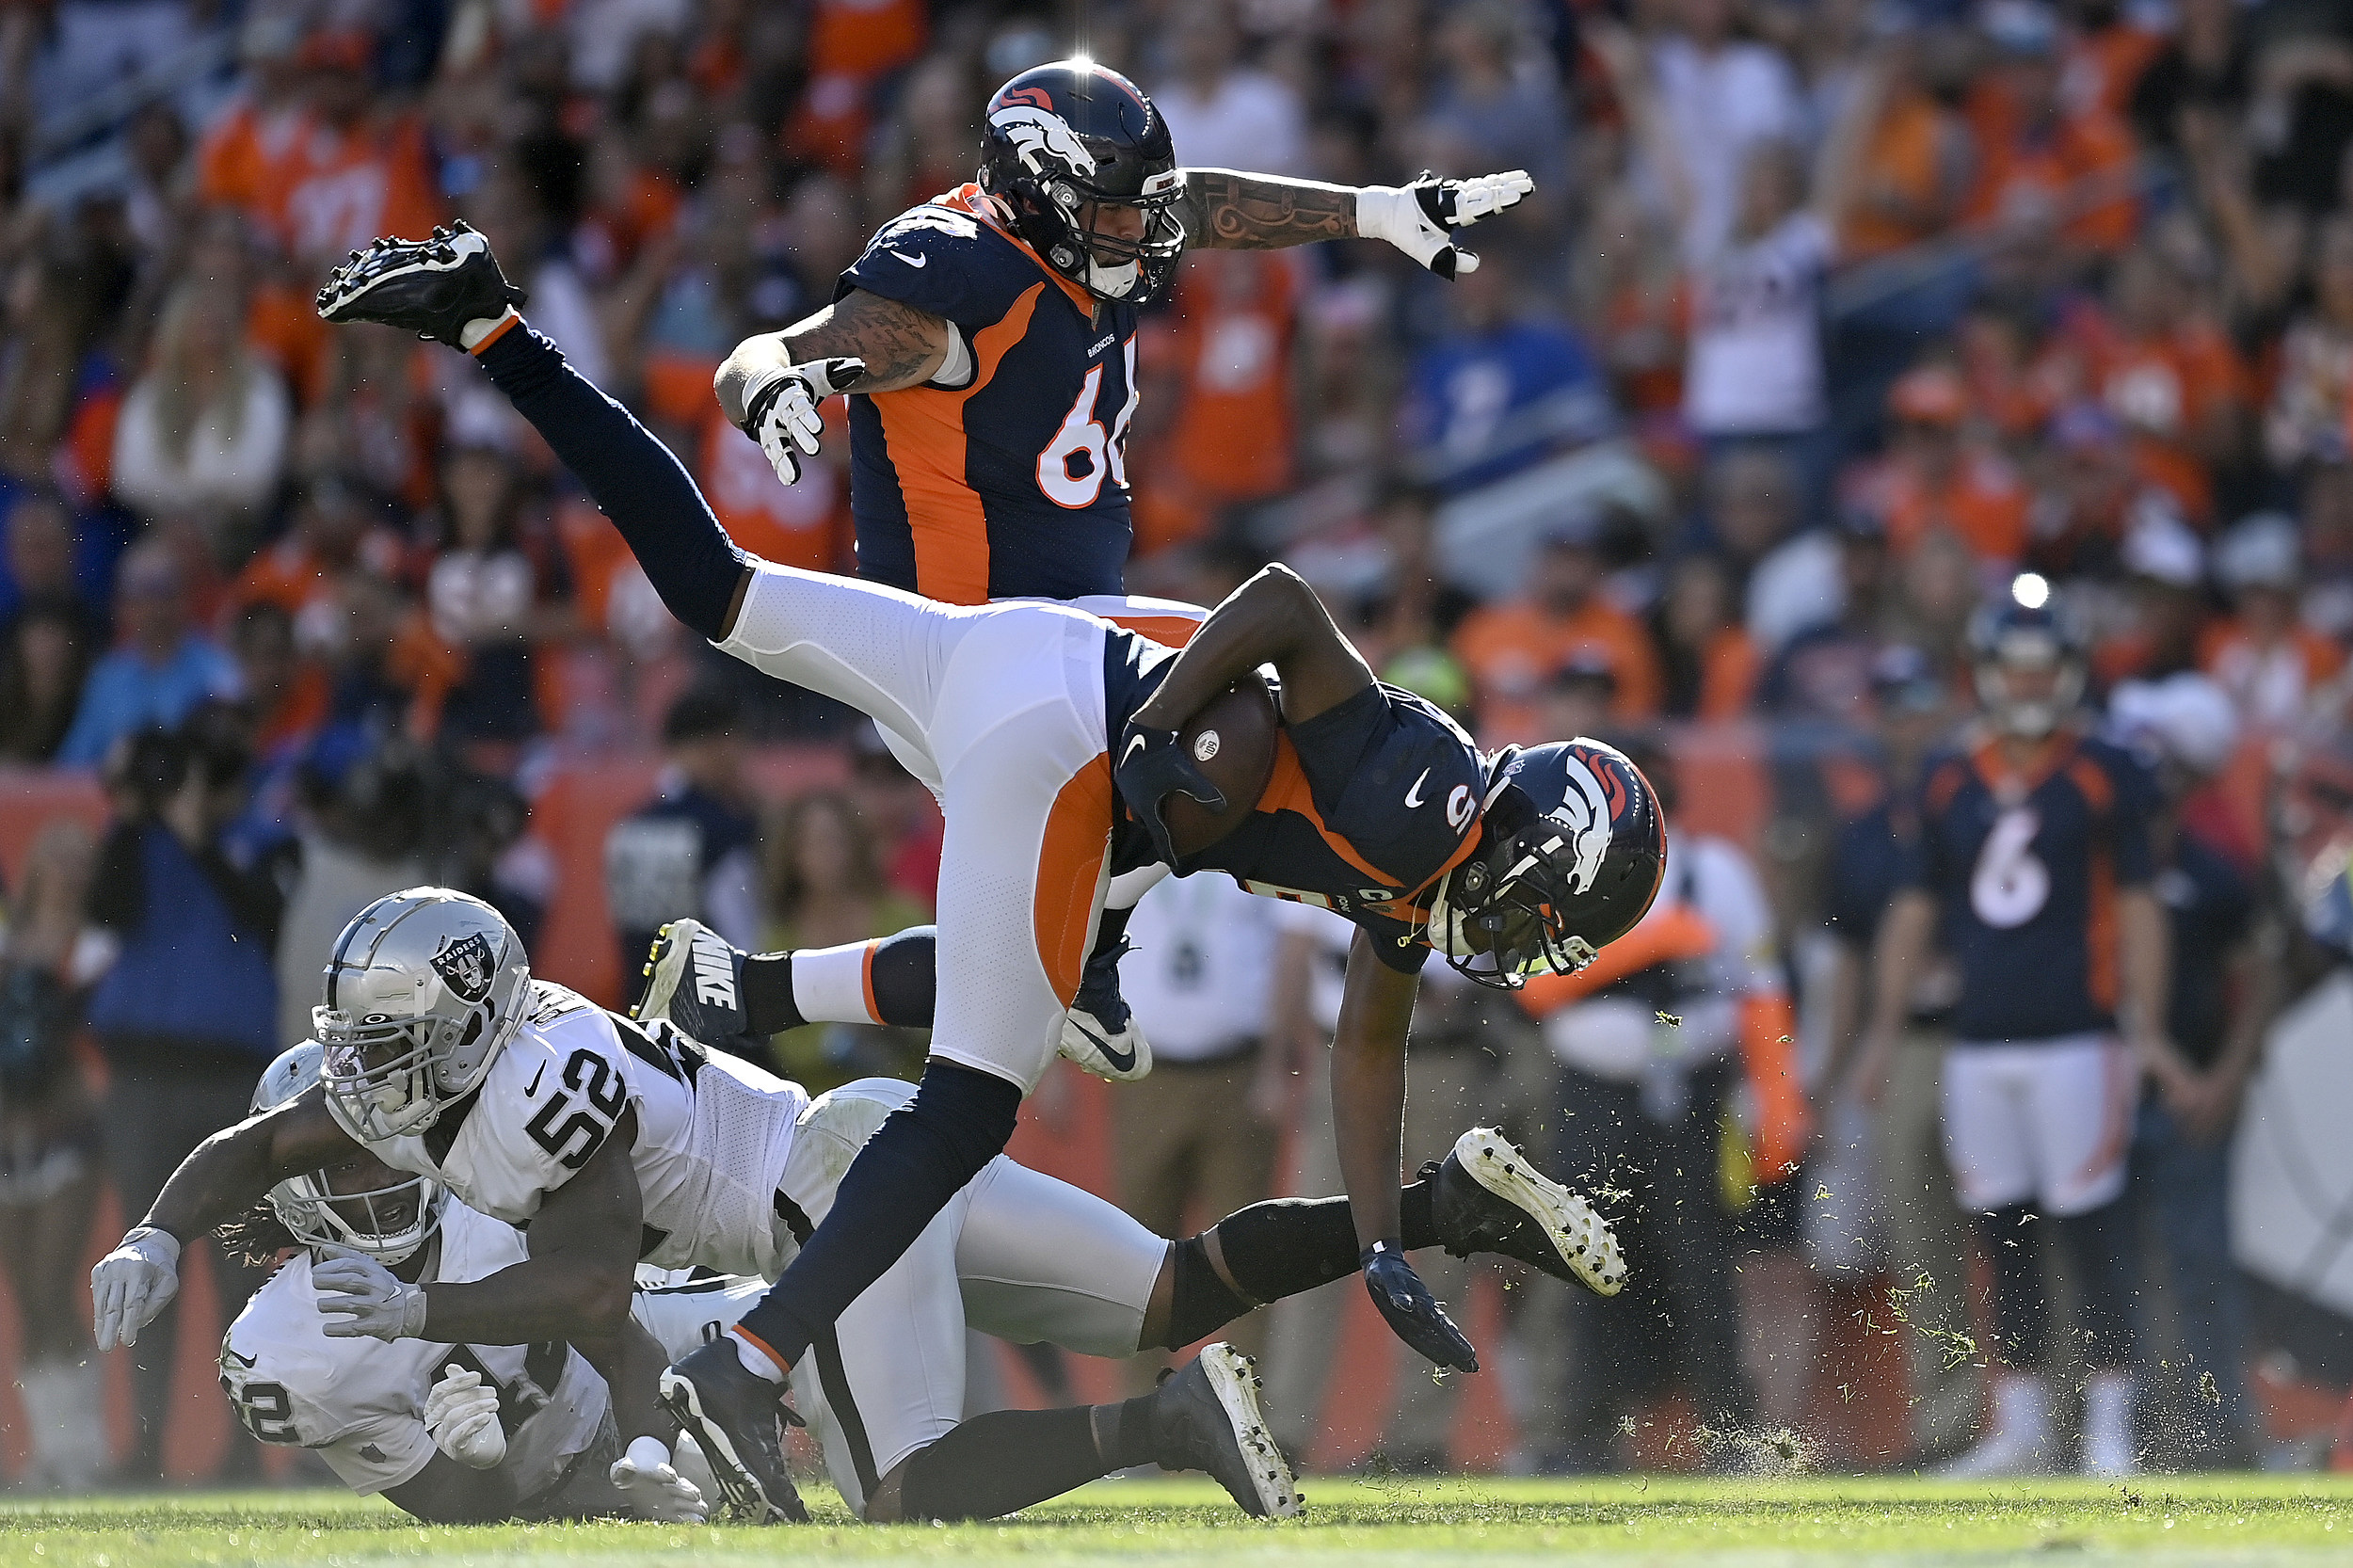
[1161,1236,1254,1350]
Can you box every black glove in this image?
[1362,1240,1478,1372]
[1113,721,1226,867]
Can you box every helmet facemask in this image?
[271,1158,444,1267]
[316,1008,451,1141]
[1974,632,2084,739]
[1426,765,1604,989]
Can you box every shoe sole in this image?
[317,232,494,323]
[1197,1343,1302,1520]
[1058,1010,1154,1081]
[1454,1128,1626,1298]
[633,922,690,1024]
[657,1367,790,1525]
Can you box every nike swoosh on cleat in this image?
[1068,1016,1137,1075]
[887,248,927,267]
[1404,767,1432,808]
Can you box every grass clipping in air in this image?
[3,1477,2350,1566]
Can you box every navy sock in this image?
[896,1408,1107,1521]
[474,325,747,641]
[1208,1180,1437,1308]
[2055,1198,2141,1368]
[1976,1205,2046,1367]
[740,953,803,1034]
[735,1059,1021,1366]
[865,927,938,1026]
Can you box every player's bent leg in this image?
[872,1343,1298,1522]
[636,924,937,1040]
[952,1156,1169,1356]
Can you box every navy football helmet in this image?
[1967,573,2089,739]
[979,59,1186,303]
[1427,739,1667,987]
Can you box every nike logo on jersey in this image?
[690,930,739,1009]
[1067,1014,1137,1075]
[524,1061,546,1097]
[887,248,927,267]
[1123,732,1149,766]
[1404,768,1433,808]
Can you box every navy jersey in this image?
[837,184,1139,605]
[1106,635,1486,973]
[2155,833,2253,1070]
[1904,730,2155,1042]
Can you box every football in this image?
[1162,676,1281,850]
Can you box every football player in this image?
[305,230,1664,1518]
[216,1044,712,1525]
[712,57,1538,1082]
[99,890,1625,1524]
[1855,575,2166,1478]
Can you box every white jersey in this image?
[338,982,811,1278]
[218,1204,609,1499]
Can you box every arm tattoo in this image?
[780,289,951,392]
[1178,168,1359,251]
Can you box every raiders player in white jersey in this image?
[96,888,1624,1524]
[216,1042,718,1523]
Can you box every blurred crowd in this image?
[8,0,2353,1491]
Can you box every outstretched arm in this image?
[147,1090,362,1241]
[1179,168,1532,278]
[1176,170,1357,250]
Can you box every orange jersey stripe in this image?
[859,938,883,1025]
[1255,733,1392,889]
[1032,753,1113,1005]
[872,285,1041,604]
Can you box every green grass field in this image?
[3,1476,2349,1567]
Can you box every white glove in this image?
[424,1364,507,1468]
[312,1247,430,1341]
[92,1226,182,1352]
[739,357,865,486]
[1355,170,1535,279]
[610,1434,708,1523]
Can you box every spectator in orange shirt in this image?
[1165,250,1299,509]
[2062,245,2248,523]
[1449,513,1664,744]
[2202,511,2345,728]
[271,32,441,267]
[194,12,309,219]
[223,474,405,649]
[1654,552,1760,721]
[1966,2,2138,268]
[1856,365,2031,566]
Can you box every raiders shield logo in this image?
[431,932,499,1003]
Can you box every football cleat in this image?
[1428,1127,1625,1297]
[1057,936,1153,1081]
[657,1339,809,1525]
[1149,1343,1301,1519]
[633,920,763,1054]
[315,221,528,348]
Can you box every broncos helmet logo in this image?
[988,104,1097,178]
[1542,750,1623,897]
[430,932,498,1004]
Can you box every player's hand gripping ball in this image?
[424,1364,507,1468]
[739,357,866,487]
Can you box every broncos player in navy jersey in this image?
[700,57,1534,1083]
[1856,576,2167,1478]
[312,219,1658,1522]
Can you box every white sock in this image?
[2083,1368,2135,1449]
[19,1358,109,1489]
[791,940,879,1025]
[728,1327,788,1384]
[458,308,518,351]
